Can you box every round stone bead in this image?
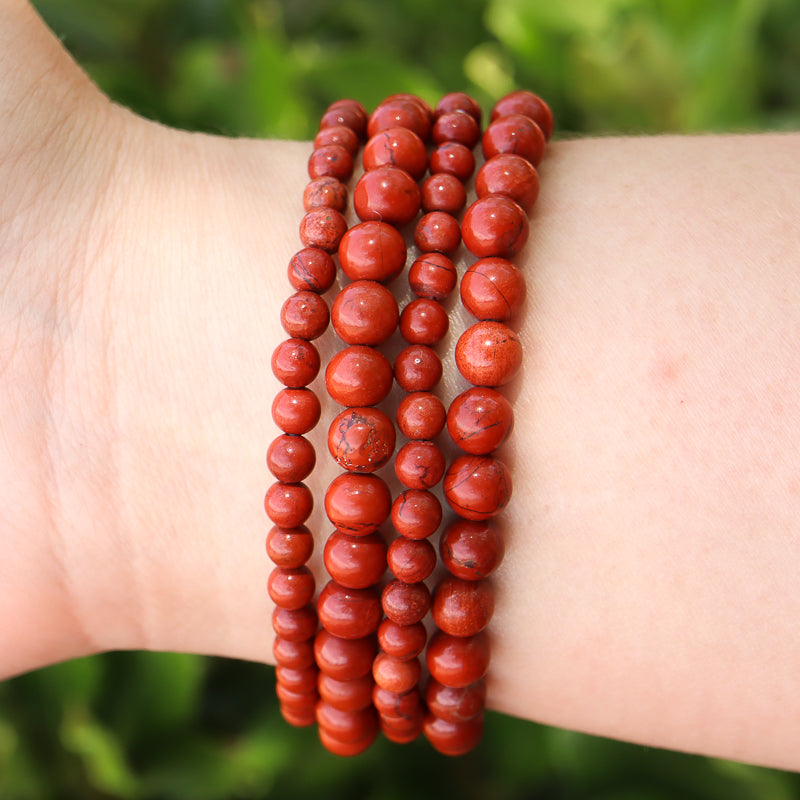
[280,291,330,340]
[423,713,484,756]
[314,124,360,156]
[367,99,431,141]
[264,481,313,528]
[320,100,368,139]
[280,702,317,728]
[382,93,434,121]
[455,321,522,387]
[462,195,529,260]
[272,388,320,434]
[429,142,475,181]
[387,536,437,584]
[337,220,406,283]
[408,253,457,300]
[325,473,392,536]
[491,89,554,140]
[308,144,353,182]
[288,247,336,293]
[268,565,315,610]
[381,579,431,626]
[399,298,449,345]
[426,630,491,687]
[299,207,348,253]
[432,576,495,637]
[435,92,482,125]
[276,682,318,712]
[353,166,421,226]
[326,346,393,407]
[303,176,348,213]
[272,604,317,642]
[273,636,315,670]
[425,678,486,723]
[372,653,421,694]
[394,440,446,490]
[421,173,467,215]
[266,524,314,568]
[394,345,442,392]
[380,709,424,744]
[440,519,505,580]
[328,407,395,473]
[476,154,540,212]
[317,581,382,639]
[443,455,512,521]
[432,110,480,148]
[396,392,446,440]
[461,257,526,321]
[414,211,461,255]
[373,685,422,719]
[447,386,513,454]
[482,113,546,166]
[318,724,377,757]
[390,489,442,539]
[363,126,427,179]
[314,630,377,681]
[377,619,427,660]
[331,280,399,346]
[316,701,378,745]
[318,673,374,712]
[267,434,316,483]
[276,664,318,693]
[271,338,320,388]
[323,530,387,589]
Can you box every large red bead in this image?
[396,392,446,440]
[303,176,348,213]
[323,530,386,589]
[399,298,449,345]
[387,536,437,584]
[331,280,399,346]
[476,154,540,212]
[267,435,316,483]
[381,579,431,626]
[426,630,490,687]
[273,636,315,669]
[435,92,482,125]
[443,455,512,520]
[280,291,330,341]
[440,519,504,580]
[266,524,314,568]
[408,253,457,300]
[299,207,348,253]
[288,247,336,294]
[432,576,495,637]
[316,701,378,744]
[272,388,320,434]
[432,110,480,148]
[318,581,382,639]
[367,99,431,141]
[423,713,484,756]
[455,321,522,387]
[446,386,514,454]
[276,664,318,693]
[271,338,320,388]
[421,173,467,215]
[325,346,393,407]
[338,220,406,283]
[426,678,486,723]
[394,440,446,490]
[363,126,427,179]
[414,211,461,255]
[308,144,353,182]
[325,473,391,536]
[353,165,421,226]
[314,124,360,156]
[272,604,317,642]
[394,345,442,392]
[318,672,375,712]
[429,142,475,181]
[491,89,553,140]
[328,407,395,473]
[268,565,315,610]
[320,100,368,139]
[372,653,421,694]
[314,630,377,681]
[482,113,546,166]
[390,489,442,539]
[460,257,526,321]
[462,196,529,259]
[377,619,427,660]
[264,481,313,528]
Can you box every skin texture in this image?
[3,0,800,772]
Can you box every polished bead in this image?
[271,338,320,388]
[280,291,330,340]
[276,664,318,693]
[325,473,391,536]
[323,530,387,589]
[337,220,406,283]
[380,710,424,744]
[318,672,374,712]
[408,253,457,300]
[447,386,513,454]
[288,247,336,293]
[268,565,315,610]
[273,636,315,669]
[317,701,378,745]
[372,653,421,694]
[303,176,348,213]
[308,144,353,182]
[367,99,431,141]
[394,440,445,490]
[377,619,427,660]
[381,579,431,626]
[482,113,546,166]
[414,211,461,255]
[432,110,480,148]
[363,126,427,179]
[353,165,421,226]
[267,435,316,483]
[272,604,317,642]
[394,345,442,392]
[435,92,482,125]
[331,280,399,346]
[272,387,320,434]
[462,195,529,259]
[426,630,490,687]
[440,519,504,580]
[387,537,437,584]
[276,682,318,711]
[399,298,449,346]
[476,154,540,212]
[429,142,475,181]
[314,630,377,681]
[421,173,467,215]
[383,93,434,122]
[314,124,360,156]
[328,407,395,473]
[426,678,486,723]
[280,702,316,727]
[423,713,484,756]
[325,346,393,407]
[461,257,525,321]
[264,481,313,528]
[266,524,314,568]
[455,321,522,387]
[373,685,422,718]
[299,207,348,253]
[396,392,446,440]
[390,489,442,539]
[318,581,382,639]
[491,89,554,140]
[443,455,512,520]
[318,723,377,757]
[432,576,495,637]
[320,100,368,139]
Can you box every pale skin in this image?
[2,0,800,773]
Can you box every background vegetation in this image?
[3,0,800,797]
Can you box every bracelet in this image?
[268,90,551,755]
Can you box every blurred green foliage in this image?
[4,0,800,797]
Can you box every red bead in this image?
[314,630,377,681]
[303,176,348,213]
[432,576,495,637]
[320,100,368,139]
[288,247,336,294]
[455,321,522,387]
[429,142,475,181]
[426,630,490,687]
[373,685,422,718]
[421,173,467,215]
[461,257,525,321]
[325,473,392,536]
[272,604,317,642]
[426,678,486,723]
[435,92,482,125]
[353,165,421,226]
[280,702,317,728]
[268,565,315,610]
[373,653,421,694]
[323,530,387,589]
[462,195,529,259]
[264,481,313,528]
[387,536,437,584]
[272,388,320,434]
[314,124,360,156]
[476,154,540,212]
[394,440,445,490]
[326,346,393,407]
[318,673,374,712]
[482,113,546,166]
[390,489,442,539]
[308,144,354,181]
[318,724,377,757]
[381,579,431,626]
[414,211,461,255]
[443,455,512,520]
[280,291,330,340]
[440,519,505,580]
[491,90,553,140]
[299,207,348,253]
[377,619,427,660]
[266,436,314,488]
[331,280,399,346]
[276,682,318,711]
[363,127,427,179]
[432,110,480,148]
[367,99,431,141]
[408,253,457,300]
[338,220,406,283]
[317,701,378,745]
[318,581,382,639]
[447,386,513,454]
[396,392,446,440]
[423,713,483,756]
[394,345,442,392]
[266,524,314,568]
[276,664,318,693]
[382,93,435,122]
[273,636,315,669]
[271,338,320,388]
[328,407,395,473]
[399,298,449,346]
[380,710,424,744]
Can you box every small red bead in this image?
[381,579,431,626]
[317,701,378,745]
[276,682,318,711]
[308,144,354,181]
[443,455,512,521]
[396,392,446,440]
[491,90,554,140]
[373,653,421,694]
[455,321,522,387]
[338,220,406,283]
[373,685,422,718]
[280,702,317,728]
[432,110,480,148]
[328,407,395,473]
[461,257,525,321]
[435,92,482,125]
[318,673,375,712]
[276,664,318,693]
[394,440,446,490]
[414,211,461,255]
[394,345,442,392]
[280,291,330,340]
[432,576,495,637]
[314,630,377,681]
[447,386,513,454]
[408,253,457,300]
[426,630,491,688]
[421,173,467,215]
[363,126,427,179]
[429,142,475,181]
[423,713,484,756]
[331,280,399,346]
[462,195,529,259]
[325,473,392,536]
[266,524,314,568]
[273,636,315,669]
[271,338,320,388]
[380,709,424,744]
[268,565,315,610]
[303,176,348,213]
[399,298,449,345]
[387,536,437,584]
[272,604,317,642]
[272,388,321,434]
[318,723,377,757]
[482,113,546,166]
[426,678,486,723]
[382,93,434,122]
[314,124,360,156]
[299,207,348,253]
[288,247,336,294]
[264,481,313,528]
[390,489,442,539]
[476,154,540,212]
[323,530,387,589]
[326,346,393,407]
[377,619,428,660]
[367,99,431,141]
[353,165,421,226]
[320,100,368,139]
[440,519,505,580]
[318,581,382,639]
